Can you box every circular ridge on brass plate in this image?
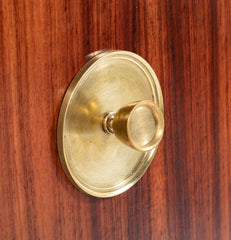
[57,50,164,198]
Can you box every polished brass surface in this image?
[102,112,115,134]
[57,50,164,198]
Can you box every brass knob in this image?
[103,100,164,152]
[57,50,165,197]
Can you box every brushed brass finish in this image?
[112,100,164,151]
[57,50,164,198]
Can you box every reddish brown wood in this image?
[0,0,230,239]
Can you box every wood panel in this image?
[0,0,230,239]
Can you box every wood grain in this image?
[0,0,230,239]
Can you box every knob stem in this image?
[102,112,115,134]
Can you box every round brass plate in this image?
[57,50,164,198]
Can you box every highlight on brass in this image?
[102,100,164,152]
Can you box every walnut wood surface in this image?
[0,0,230,239]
